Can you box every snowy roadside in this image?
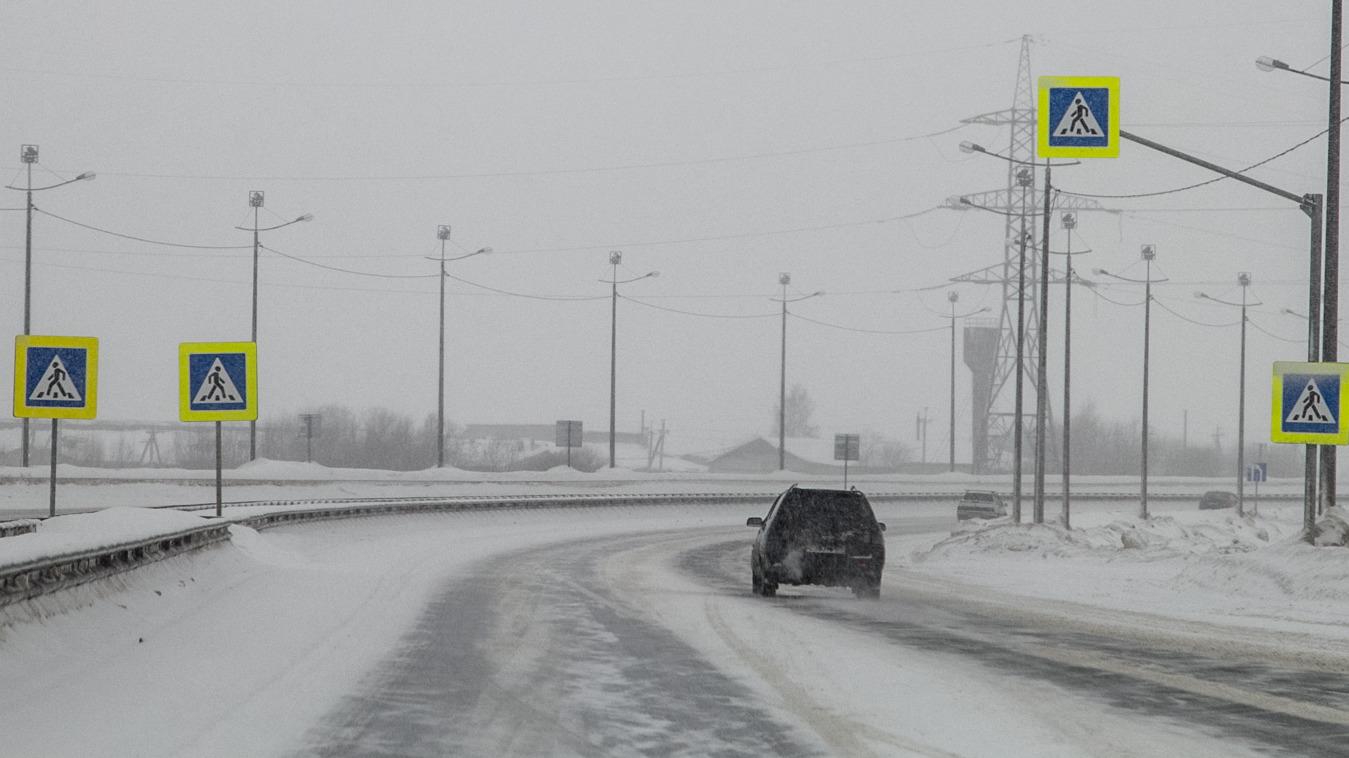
[892,502,1349,642]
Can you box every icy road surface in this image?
[1,502,1341,757]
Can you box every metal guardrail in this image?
[0,520,39,538]
[0,488,1301,609]
[0,521,231,608]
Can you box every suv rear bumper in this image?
[766,552,882,587]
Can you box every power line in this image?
[1247,318,1305,344]
[441,270,608,302]
[1084,286,1145,308]
[620,295,777,319]
[1152,298,1240,328]
[262,244,436,279]
[787,310,947,336]
[36,208,252,249]
[58,127,972,183]
[493,207,945,255]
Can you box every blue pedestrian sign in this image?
[179,342,258,422]
[1245,463,1268,483]
[13,335,99,419]
[1271,361,1349,444]
[1038,76,1120,159]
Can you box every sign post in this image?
[180,342,258,517]
[1245,462,1268,515]
[1270,361,1349,538]
[14,335,98,517]
[834,433,860,489]
[555,419,583,469]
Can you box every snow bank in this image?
[918,512,1283,564]
[1,507,215,567]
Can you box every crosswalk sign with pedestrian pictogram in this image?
[1271,361,1349,444]
[1038,76,1120,159]
[14,335,98,419]
[179,342,257,422]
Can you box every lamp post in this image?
[4,146,95,467]
[1095,245,1167,519]
[942,292,989,473]
[234,192,311,461]
[426,225,491,468]
[602,251,658,469]
[772,274,823,470]
[1196,273,1259,515]
[1257,7,1343,514]
[1049,212,1090,528]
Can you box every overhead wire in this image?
[36,208,252,249]
[620,295,777,319]
[1247,318,1305,344]
[441,270,608,302]
[786,310,947,336]
[65,127,974,184]
[1151,298,1240,328]
[262,244,436,279]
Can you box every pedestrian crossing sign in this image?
[14,335,98,419]
[1271,361,1349,444]
[179,341,257,422]
[1038,76,1120,158]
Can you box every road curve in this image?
[298,515,1349,757]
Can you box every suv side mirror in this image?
[878,522,886,532]
[746,517,764,527]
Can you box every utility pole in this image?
[1323,0,1342,514]
[1059,211,1079,529]
[1197,274,1259,516]
[780,273,789,471]
[916,409,930,465]
[772,274,822,470]
[437,225,449,468]
[1142,246,1156,519]
[1033,161,1053,525]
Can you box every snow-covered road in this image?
[3,501,1346,756]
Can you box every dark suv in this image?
[746,485,886,598]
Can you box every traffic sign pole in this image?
[48,419,57,518]
[215,421,223,518]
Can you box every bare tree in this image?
[772,383,819,438]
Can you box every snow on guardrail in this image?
[0,488,1287,609]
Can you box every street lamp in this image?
[602,251,658,469]
[426,225,491,468]
[1049,212,1091,529]
[1095,244,1168,519]
[1196,273,1260,515]
[772,273,823,470]
[1257,15,1343,517]
[941,292,989,473]
[234,192,312,461]
[4,145,95,467]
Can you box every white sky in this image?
[0,1,1337,458]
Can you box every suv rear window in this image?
[777,490,877,534]
[964,491,995,502]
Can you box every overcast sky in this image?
[0,1,1337,458]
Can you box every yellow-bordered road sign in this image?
[1038,76,1120,159]
[14,335,99,419]
[1271,361,1349,444]
[179,342,257,422]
